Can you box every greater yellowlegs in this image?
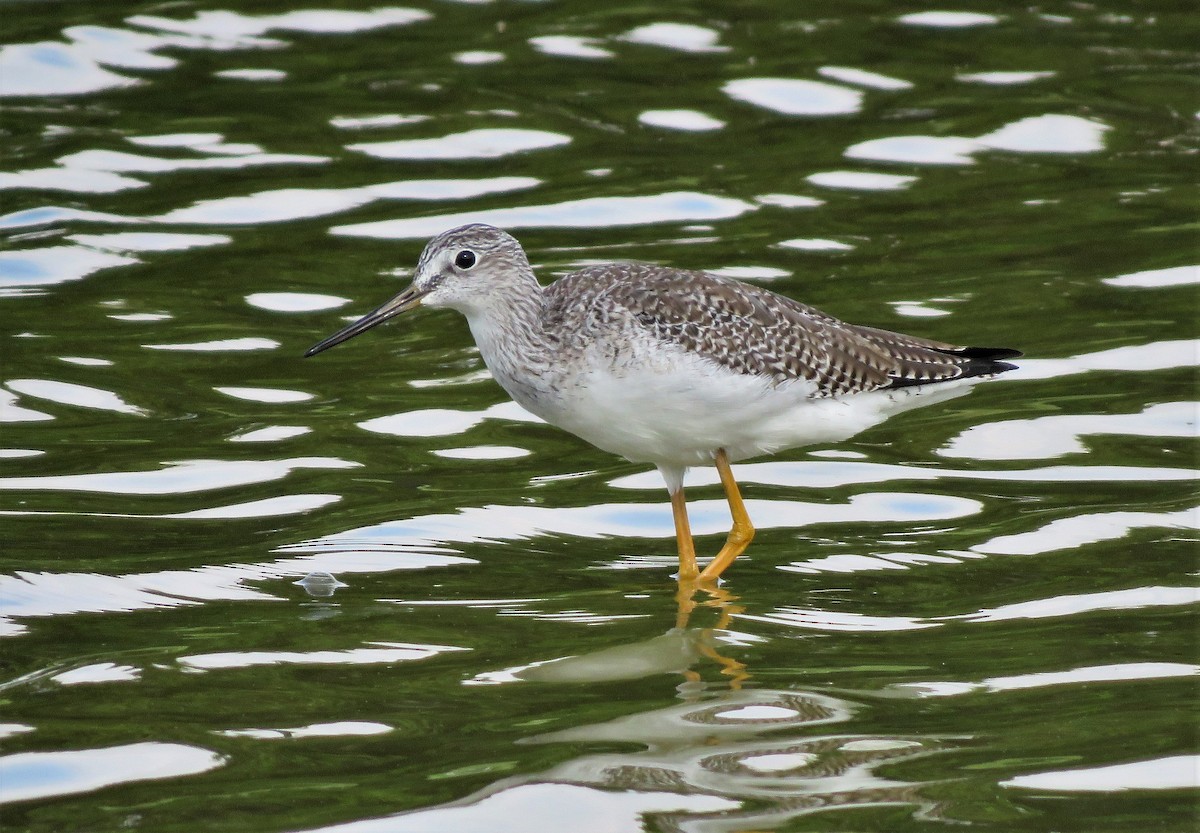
[307,224,1019,582]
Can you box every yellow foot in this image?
[669,449,756,585]
[697,449,755,582]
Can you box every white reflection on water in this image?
[706,265,793,281]
[740,608,935,632]
[0,741,224,804]
[723,78,863,116]
[941,401,1197,460]
[620,23,729,53]
[67,232,230,252]
[330,114,430,130]
[0,41,140,97]
[0,207,130,229]
[217,721,392,740]
[846,114,1110,165]
[359,401,542,438]
[742,751,818,771]
[957,70,1056,85]
[846,135,979,165]
[51,662,141,686]
[214,68,287,81]
[1005,338,1198,382]
[893,661,1198,698]
[897,11,1000,27]
[59,147,327,174]
[289,492,978,558]
[0,545,473,637]
[1002,755,1199,791]
[779,552,961,575]
[57,25,178,71]
[311,782,737,833]
[6,137,327,194]
[129,8,432,39]
[109,312,171,322]
[744,586,1199,635]
[970,506,1198,556]
[154,177,539,225]
[952,586,1200,623]
[818,66,913,90]
[333,191,757,239]
[5,379,146,416]
[611,459,1199,492]
[0,167,147,193]
[0,456,356,495]
[0,245,137,293]
[167,494,341,519]
[980,114,1109,153]
[59,357,113,367]
[1103,264,1198,288]
[777,237,854,251]
[432,446,531,460]
[214,386,314,403]
[128,132,228,148]
[528,35,615,60]
[454,51,505,65]
[1,493,338,520]
[754,193,823,208]
[229,425,312,443]
[806,170,917,190]
[145,337,279,351]
[891,300,952,317]
[0,390,54,423]
[495,608,646,626]
[348,129,570,161]
[637,109,725,132]
[246,291,350,312]
[0,8,424,98]
[179,641,468,671]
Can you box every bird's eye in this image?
[455,250,476,270]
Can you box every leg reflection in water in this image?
[675,580,749,690]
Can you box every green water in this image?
[1,2,1197,831]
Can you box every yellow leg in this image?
[698,449,755,581]
[671,485,699,582]
[674,580,697,629]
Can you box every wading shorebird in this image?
[307,224,1019,583]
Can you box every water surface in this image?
[1,2,1197,831]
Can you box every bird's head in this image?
[305,223,533,357]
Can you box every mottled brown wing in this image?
[546,264,1018,396]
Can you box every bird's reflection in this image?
[298,571,959,832]
[307,680,951,832]
[675,580,749,690]
[469,582,749,691]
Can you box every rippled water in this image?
[2,2,1197,830]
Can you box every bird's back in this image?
[541,263,1019,398]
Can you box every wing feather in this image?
[544,264,1019,396]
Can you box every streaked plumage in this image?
[307,223,1020,583]
[541,261,1015,394]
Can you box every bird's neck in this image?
[462,280,559,411]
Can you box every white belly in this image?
[525,352,971,468]
[474,318,978,470]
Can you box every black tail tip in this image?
[957,346,1023,361]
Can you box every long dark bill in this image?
[304,284,428,357]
